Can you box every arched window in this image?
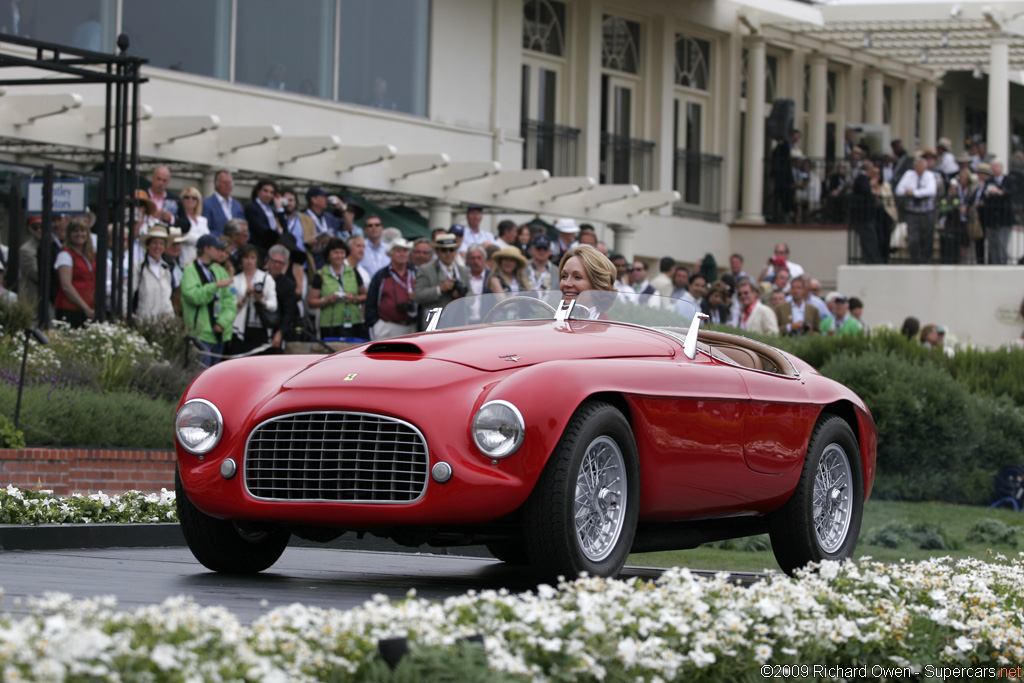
[602,15,640,74]
[523,0,565,57]
[675,34,710,90]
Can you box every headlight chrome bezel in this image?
[175,398,224,455]
[472,400,525,459]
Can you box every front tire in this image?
[175,469,290,574]
[523,401,639,580]
[769,415,864,575]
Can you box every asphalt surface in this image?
[0,525,765,623]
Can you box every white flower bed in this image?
[1,556,1023,681]
[0,486,176,525]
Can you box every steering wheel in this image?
[481,295,556,323]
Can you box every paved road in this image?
[0,545,677,623]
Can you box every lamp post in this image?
[15,328,49,430]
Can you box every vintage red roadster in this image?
[174,292,876,579]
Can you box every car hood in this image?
[284,319,679,384]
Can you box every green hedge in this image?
[0,385,176,449]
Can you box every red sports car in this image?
[174,292,876,579]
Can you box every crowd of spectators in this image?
[770,133,1024,266]
[12,163,1005,363]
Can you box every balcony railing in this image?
[600,132,655,190]
[673,149,723,222]
[761,156,848,225]
[521,119,580,177]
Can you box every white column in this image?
[807,53,827,159]
[901,80,917,149]
[847,63,864,124]
[428,201,453,230]
[575,0,604,182]
[651,16,676,208]
[988,35,1011,163]
[919,81,937,152]
[865,69,884,126]
[609,224,637,261]
[738,36,766,224]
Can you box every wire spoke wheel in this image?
[573,435,627,562]
[812,443,853,554]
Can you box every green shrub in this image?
[820,351,990,503]
[965,518,1019,547]
[862,521,954,550]
[0,412,26,448]
[0,384,176,449]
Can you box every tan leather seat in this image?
[714,345,763,370]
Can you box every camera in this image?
[280,197,290,208]
[452,279,468,298]
[328,196,340,206]
[396,302,412,313]
[253,282,264,294]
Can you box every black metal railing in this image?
[673,149,723,222]
[761,156,850,225]
[521,119,580,177]
[600,132,655,190]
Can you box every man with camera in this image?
[365,237,418,339]
[773,275,820,336]
[413,232,469,330]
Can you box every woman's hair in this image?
[919,324,937,344]
[180,186,203,216]
[558,245,616,292]
[67,216,95,261]
[900,316,920,340]
[236,244,260,267]
[325,238,348,257]
[492,252,529,291]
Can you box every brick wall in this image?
[0,448,176,495]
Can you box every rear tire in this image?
[769,415,863,575]
[523,401,639,581]
[175,469,290,574]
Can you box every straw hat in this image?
[140,225,171,248]
[492,244,527,267]
[130,189,156,215]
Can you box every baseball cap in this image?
[197,234,225,250]
[448,224,465,236]
[466,204,484,213]
[532,234,552,250]
[305,186,328,201]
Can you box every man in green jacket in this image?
[181,234,237,367]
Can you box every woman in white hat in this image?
[132,225,175,322]
[488,244,529,295]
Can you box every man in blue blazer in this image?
[202,169,245,237]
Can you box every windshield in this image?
[433,290,699,330]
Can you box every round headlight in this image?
[175,399,223,455]
[472,400,524,459]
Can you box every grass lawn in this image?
[628,498,1024,573]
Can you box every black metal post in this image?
[14,328,49,430]
[37,165,54,330]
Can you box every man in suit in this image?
[147,165,188,232]
[774,275,820,336]
[982,160,1017,264]
[244,178,285,252]
[413,233,469,330]
[202,169,245,237]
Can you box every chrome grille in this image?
[244,412,428,503]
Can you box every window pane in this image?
[236,0,335,98]
[12,0,115,51]
[523,0,565,57]
[337,0,430,117]
[123,0,231,79]
[602,15,640,74]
